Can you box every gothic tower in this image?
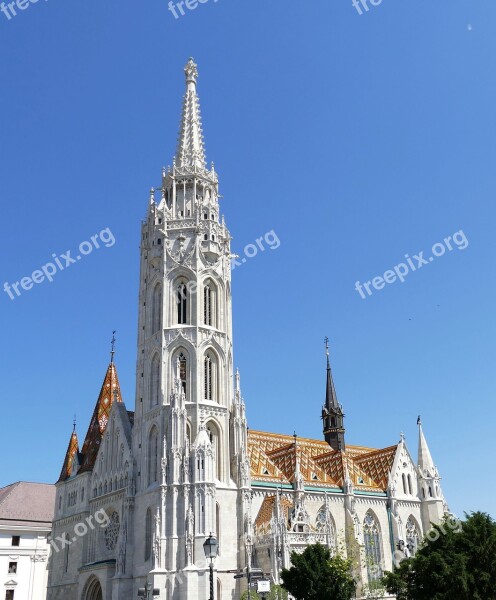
[132,58,246,600]
[321,339,345,451]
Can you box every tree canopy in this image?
[382,512,496,600]
[281,543,356,600]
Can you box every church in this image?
[47,59,448,600]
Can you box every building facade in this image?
[47,59,448,600]
[0,481,55,600]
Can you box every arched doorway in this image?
[83,576,103,600]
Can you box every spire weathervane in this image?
[110,331,116,364]
[73,415,77,433]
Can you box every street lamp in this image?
[203,533,219,600]
[137,581,160,599]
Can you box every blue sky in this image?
[0,0,495,518]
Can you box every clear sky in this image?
[0,0,494,518]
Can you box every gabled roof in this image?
[0,482,55,526]
[248,430,398,492]
[78,361,123,474]
[255,494,292,535]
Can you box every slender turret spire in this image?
[322,337,345,451]
[417,416,437,478]
[175,58,207,170]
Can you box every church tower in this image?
[321,338,345,451]
[132,57,243,599]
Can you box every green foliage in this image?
[382,512,496,600]
[281,543,356,600]
[240,586,288,600]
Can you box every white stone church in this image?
[47,59,448,600]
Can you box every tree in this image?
[281,544,356,600]
[382,512,496,600]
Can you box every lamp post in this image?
[245,537,253,597]
[137,581,160,599]
[203,533,219,600]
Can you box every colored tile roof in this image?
[58,430,80,483]
[78,361,123,474]
[0,482,55,526]
[248,430,397,492]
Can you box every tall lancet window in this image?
[406,517,420,557]
[203,281,216,327]
[150,355,161,407]
[151,284,162,334]
[179,353,187,395]
[177,282,188,324]
[204,352,217,402]
[145,508,152,561]
[363,512,383,583]
[148,427,159,486]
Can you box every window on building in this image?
[407,474,413,495]
[145,508,152,562]
[81,487,84,502]
[11,536,20,547]
[363,512,383,584]
[151,284,162,334]
[150,355,161,407]
[204,352,217,402]
[178,352,187,395]
[177,282,188,324]
[204,284,212,326]
[402,473,407,494]
[64,533,70,572]
[406,517,420,557]
[6,591,14,600]
[148,427,159,485]
[8,562,17,574]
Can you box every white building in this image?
[0,481,55,600]
[47,58,448,600]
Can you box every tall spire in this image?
[175,58,207,171]
[78,359,123,473]
[58,426,79,482]
[417,416,437,478]
[322,337,345,452]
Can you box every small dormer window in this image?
[312,473,318,481]
[358,477,364,484]
[262,467,269,475]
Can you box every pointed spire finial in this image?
[110,330,116,363]
[417,415,422,426]
[184,57,198,90]
[73,414,77,433]
[175,59,207,170]
[235,368,240,393]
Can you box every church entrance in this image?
[83,577,103,600]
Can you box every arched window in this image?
[315,505,336,550]
[204,352,218,402]
[402,473,407,494]
[150,355,161,407]
[406,517,420,557]
[179,352,187,395]
[407,474,413,495]
[148,427,159,485]
[177,282,188,324]
[151,284,162,334]
[363,512,383,583]
[64,533,70,572]
[203,281,216,327]
[207,421,221,480]
[145,508,152,561]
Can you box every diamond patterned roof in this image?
[57,430,79,483]
[248,430,397,492]
[78,362,123,474]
